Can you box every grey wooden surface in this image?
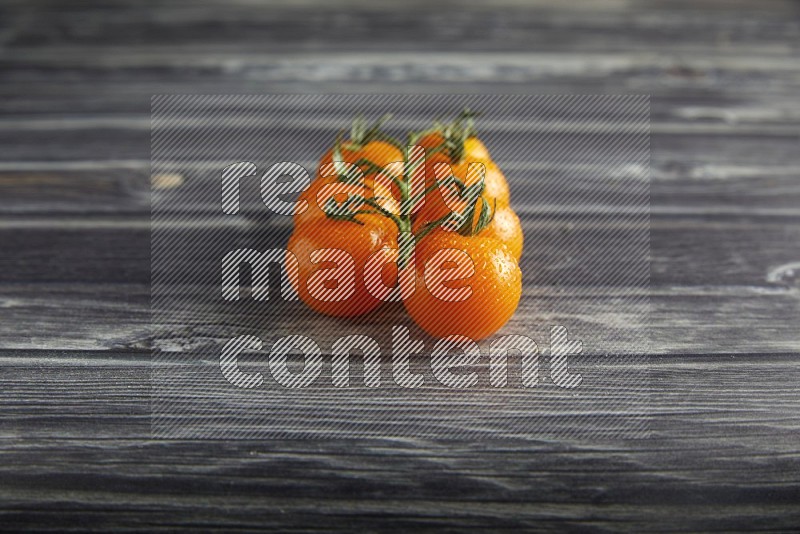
[1,0,800,530]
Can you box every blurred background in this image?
[2,0,798,212]
[2,0,798,346]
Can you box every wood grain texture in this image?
[1,0,799,530]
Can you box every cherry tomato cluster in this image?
[286,112,523,341]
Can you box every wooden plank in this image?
[1,215,798,286]
[2,118,799,162]
[2,0,799,56]
[0,349,798,528]
[0,282,797,354]
[2,162,799,216]
[3,80,800,123]
[2,350,799,438]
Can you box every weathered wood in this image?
[1,278,798,354]
[0,351,799,529]
[3,165,800,218]
[1,0,800,530]
[2,214,798,288]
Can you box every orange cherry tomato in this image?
[294,172,400,227]
[416,133,491,163]
[463,136,491,162]
[412,201,523,261]
[416,154,510,223]
[287,214,399,318]
[415,132,447,157]
[480,205,523,261]
[319,140,403,174]
[403,228,521,341]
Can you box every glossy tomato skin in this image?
[294,174,363,227]
[463,136,491,162]
[294,172,400,227]
[403,229,521,341]
[287,214,399,317]
[416,134,491,163]
[415,154,510,226]
[415,132,446,158]
[412,201,523,261]
[318,140,403,173]
[483,206,523,260]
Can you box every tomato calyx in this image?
[411,108,481,165]
[341,114,404,152]
[440,108,480,164]
[458,195,497,237]
[413,177,497,241]
[323,115,496,270]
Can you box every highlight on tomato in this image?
[403,226,522,341]
[413,196,523,261]
[286,213,399,318]
[317,114,404,175]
